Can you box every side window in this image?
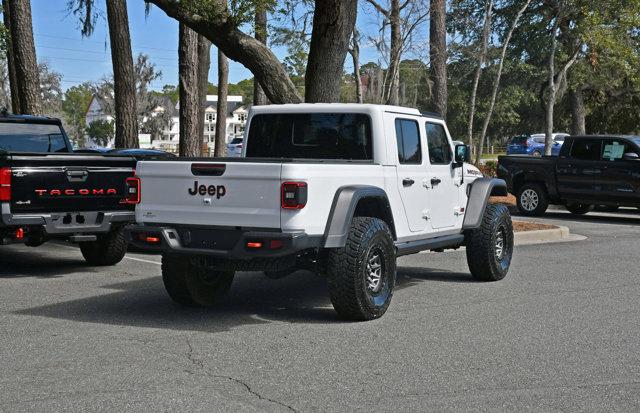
[425,122,452,165]
[49,134,68,152]
[601,140,636,161]
[395,118,421,164]
[570,140,601,161]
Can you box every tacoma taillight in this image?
[281,182,307,209]
[125,176,141,204]
[0,167,11,201]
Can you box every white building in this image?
[84,94,248,154]
[154,95,247,154]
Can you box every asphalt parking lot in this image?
[1,209,639,411]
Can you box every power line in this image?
[39,55,179,70]
[37,45,179,62]
[35,33,178,54]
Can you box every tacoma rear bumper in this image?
[1,203,134,235]
[126,225,322,259]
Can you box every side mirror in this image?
[454,144,471,167]
[623,152,640,161]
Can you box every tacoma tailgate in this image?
[7,154,135,213]
[136,160,283,228]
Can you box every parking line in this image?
[47,242,161,266]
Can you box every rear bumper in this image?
[1,203,134,235]
[126,225,322,259]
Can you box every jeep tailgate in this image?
[136,160,283,228]
[6,154,135,213]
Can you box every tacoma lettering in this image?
[35,188,117,196]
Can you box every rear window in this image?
[245,113,372,160]
[510,136,528,145]
[532,137,545,144]
[0,123,68,153]
[229,137,243,144]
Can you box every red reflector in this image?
[0,167,11,201]
[145,236,160,244]
[246,241,263,249]
[269,239,284,249]
[125,177,141,204]
[15,228,24,239]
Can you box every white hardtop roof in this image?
[249,103,440,119]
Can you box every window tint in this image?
[425,123,452,164]
[510,136,528,145]
[395,119,421,164]
[601,140,638,161]
[570,139,601,160]
[245,113,372,160]
[0,123,68,153]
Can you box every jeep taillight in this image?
[125,176,141,204]
[0,167,11,201]
[281,182,307,209]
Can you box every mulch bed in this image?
[512,220,556,232]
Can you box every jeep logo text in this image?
[188,181,226,199]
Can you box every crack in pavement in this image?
[184,338,297,412]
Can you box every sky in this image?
[31,0,426,93]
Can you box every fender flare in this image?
[323,185,395,248]
[462,177,508,230]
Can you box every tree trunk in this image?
[475,0,532,164]
[215,49,228,157]
[7,0,40,114]
[570,87,586,135]
[148,0,301,104]
[197,35,211,148]
[2,0,20,113]
[350,30,363,104]
[429,0,447,117]
[386,0,401,105]
[305,0,358,103]
[178,24,201,157]
[253,6,268,106]
[467,0,493,150]
[106,0,138,148]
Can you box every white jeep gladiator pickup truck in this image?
[128,104,512,320]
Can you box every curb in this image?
[513,225,574,245]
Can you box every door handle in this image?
[402,178,415,187]
[431,178,442,186]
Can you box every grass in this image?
[479,152,506,160]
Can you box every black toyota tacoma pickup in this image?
[498,135,640,216]
[0,114,139,265]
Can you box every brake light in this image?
[125,176,141,204]
[0,167,10,201]
[281,182,307,209]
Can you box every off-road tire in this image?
[566,202,592,215]
[466,204,513,282]
[161,254,234,307]
[516,183,548,216]
[326,217,396,321]
[80,227,128,266]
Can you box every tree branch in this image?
[365,0,390,17]
[145,0,302,104]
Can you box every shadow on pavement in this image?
[396,266,474,286]
[0,247,97,278]
[15,262,474,332]
[511,209,640,226]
